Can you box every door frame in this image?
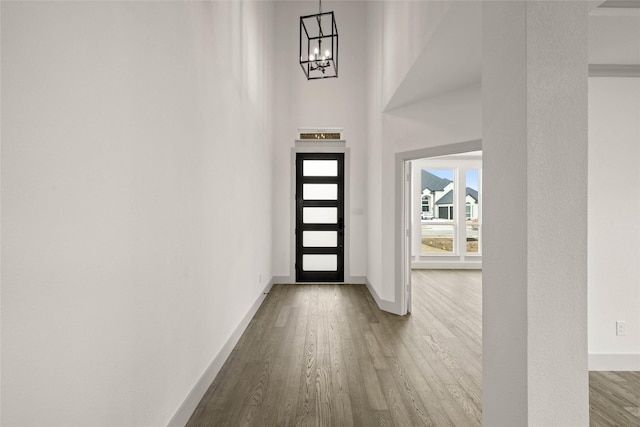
[395,139,482,315]
[403,160,412,313]
[290,146,351,283]
[295,152,345,282]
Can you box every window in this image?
[421,169,455,253]
[416,165,481,256]
[466,169,481,254]
[422,224,455,253]
[422,195,430,213]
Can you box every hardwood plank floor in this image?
[186,270,639,426]
[590,371,640,427]
[187,270,481,426]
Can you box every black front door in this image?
[295,153,344,282]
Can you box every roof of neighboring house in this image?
[466,187,478,202]
[421,170,452,192]
[435,187,479,205]
[435,190,454,205]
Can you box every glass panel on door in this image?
[302,254,338,271]
[303,207,338,224]
[303,231,338,247]
[303,184,338,200]
[303,160,338,176]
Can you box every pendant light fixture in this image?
[299,0,338,80]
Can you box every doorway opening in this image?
[396,140,482,314]
[397,142,484,423]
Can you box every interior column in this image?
[482,1,589,425]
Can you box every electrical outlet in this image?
[616,321,626,336]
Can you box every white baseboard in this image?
[271,275,366,284]
[273,275,399,315]
[364,277,401,314]
[166,278,274,427]
[589,353,640,371]
[411,261,482,270]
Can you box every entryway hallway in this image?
[187,270,482,426]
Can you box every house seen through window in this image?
[465,169,480,253]
[420,168,481,254]
[421,169,455,253]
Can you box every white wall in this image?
[271,1,367,282]
[383,1,481,111]
[1,2,274,426]
[366,0,482,305]
[588,77,640,370]
[483,2,589,425]
[380,1,451,107]
[366,2,385,299]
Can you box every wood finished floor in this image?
[187,270,640,426]
[590,371,640,427]
[187,270,482,426]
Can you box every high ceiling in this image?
[384,1,481,112]
[384,1,639,112]
[589,6,640,64]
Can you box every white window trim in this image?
[412,159,482,260]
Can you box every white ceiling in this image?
[384,1,481,112]
[589,7,640,64]
[385,2,639,111]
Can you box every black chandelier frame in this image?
[299,10,338,80]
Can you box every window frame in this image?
[416,164,482,257]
